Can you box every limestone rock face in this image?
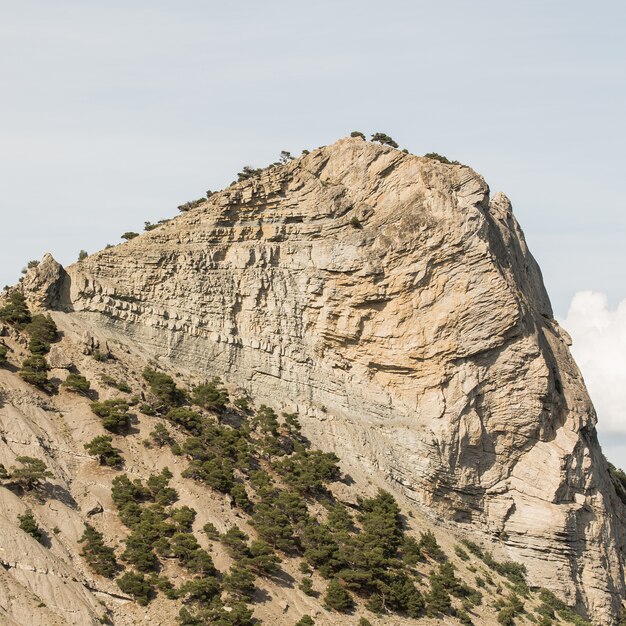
[22,137,626,623]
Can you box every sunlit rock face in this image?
[24,137,626,624]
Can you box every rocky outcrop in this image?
[20,137,626,623]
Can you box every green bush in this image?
[79,524,119,577]
[426,577,452,615]
[91,399,131,433]
[324,579,354,612]
[423,152,461,165]
[84,435,123,467]
[78,250,88,261]
[0,342,8,366]
[111,474,151,508]
[121,232,139,241]
[237,166,263,182]
[166,407,203,434]
[203,521,220,540]
[143,367,184,408]
[63,373,91,394]
[191,378,229,410]
[460,538,484,558]
[350,131,365,139]
[19,355,52,390]
[18,510,43,543]
[419,530,446,562]
[177,198,205,212]
[538,589,592,626]
[10,456,52,490]
[497,607,516,626]
[0,291,31,326]
[122,533,160,572]
[117,571,154,605]
[370,132,399,148]
[295,616,314,626]
[299,577,315,596]
[178,576,220,603]
[454,544,470,561]
[246,539,281,575]
[224,564,256,600]
[26,314,58,353]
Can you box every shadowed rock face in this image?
[26,137,626,623]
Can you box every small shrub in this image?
[419,530,446,562]
[63,373,91,394]
[78,250,88,261]
[460,538,484,558]
[121,232,139,241]
[426,577,452,615]
[177,198,205,212]
[349,216,361,228]
[423,152,460,165]
[237,166,263,182]
[457,608,474,625]
[295,617,314,626]
[84,435,123,467]
[203,521,220,540]
[0,343,8,366]
[19,355,53,390]
[497,607,516,626]
[370,132,399,148]
[455,544,470,561]
[149,423,173,447]
[350,131,365,139]
[91,399,131,433]
[299,577,315,596]
[143,367,184,408]
[18,510,43,543]
[233,396,250,411]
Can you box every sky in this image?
[1,1,624,462]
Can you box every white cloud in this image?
[560,291,626,436]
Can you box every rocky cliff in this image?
[3,136,626,624]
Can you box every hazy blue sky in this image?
[1,1,625,461]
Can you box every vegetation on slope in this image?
[0,254,604,626]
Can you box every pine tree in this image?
[91,399,131,433]
[370,132,399,148]
[19,355,52,390]
[0,291,31,326]
[191,378,229,410]
[79,524,118,577]
[84,435,123,467]
[117,571,154,605]
[324,579,354,613]
[10,456,52,490]
[224,565,256,600]
[427,577,452,615]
